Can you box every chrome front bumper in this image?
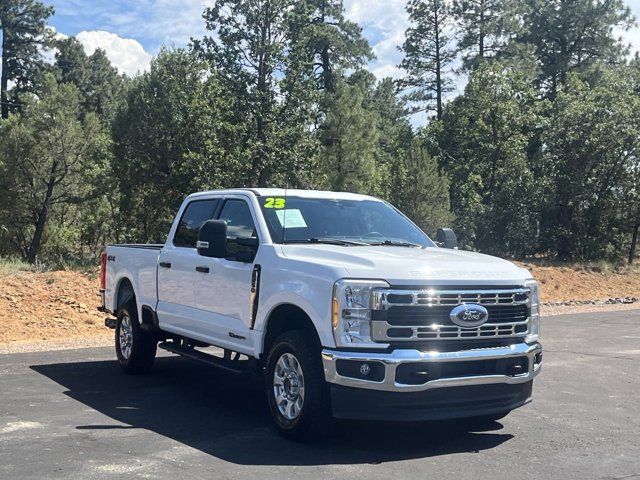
[322,342,542,393]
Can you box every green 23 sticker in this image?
[264,197,286,209]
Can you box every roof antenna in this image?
[280,173,289,245]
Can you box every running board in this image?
[158,341,251,375]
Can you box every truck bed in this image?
[103,244,161,315]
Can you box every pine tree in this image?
[55,37,126,122]
[400,0,455,120]
[0,0,54,118]
[395,137,453,236]
[452,0,513,70]
[291,0,372,93]
[318,76,379,192]
[194,0,319,187]
[515,0,634,99]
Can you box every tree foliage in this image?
[514,0,634,98]
[0,76,107,261]
[0,0,54,118]
[400,0,456,119]
[1,0,639,264]
[111,50,227,243]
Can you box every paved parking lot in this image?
[1,310,639,480]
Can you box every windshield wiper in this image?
[367,240,422,248]
[283,238,367,246]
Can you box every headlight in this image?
[332,279,389,347]
[525,279,540,343]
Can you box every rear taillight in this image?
[100,252,107,290]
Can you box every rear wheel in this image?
[265,330,331,441]
[115,301,157,374]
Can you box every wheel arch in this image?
[115,277,136,313]
[261,303,321,359]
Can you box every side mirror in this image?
[197,220,227,258]
[436,228,458,249]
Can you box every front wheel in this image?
[265,331,331,440]
[115,301,157,374]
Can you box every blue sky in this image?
[44,0,640,80]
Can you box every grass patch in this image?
[0,257,39,275]
[0,256,100,276]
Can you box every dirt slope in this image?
[0,270,108,344]
[521,263,640,302]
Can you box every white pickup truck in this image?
[99,188,542,439]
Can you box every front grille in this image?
[371,287,531,343]
[380,304,528,326]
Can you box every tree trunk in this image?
[434,3,442,120]
[1,26,10,119]
[321,46,334,93]
[26,162,58,263]
[629,206,640,265]
[479,0,485,59]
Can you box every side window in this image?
[173,199,219,248]
[218,199,258,261]
[218,199,256,238]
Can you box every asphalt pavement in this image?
[1,310,639,480]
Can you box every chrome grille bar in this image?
[372,288,529,309]
[372,320,530,341]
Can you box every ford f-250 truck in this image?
[99,188,542,439]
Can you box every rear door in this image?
[157,198,220,335]
[194,196,259,353]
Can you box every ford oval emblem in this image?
[449,304,489,328]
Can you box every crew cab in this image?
[99,189,542,439]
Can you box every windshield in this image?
[258,196,435,247]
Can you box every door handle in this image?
[159,262,172,269]
[195,266,210,273]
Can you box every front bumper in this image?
[322,342,542,393]
[322,342,541,421]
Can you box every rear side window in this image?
[173,199,220,247]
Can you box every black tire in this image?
[115,301,157,374]
[265,330,331,441]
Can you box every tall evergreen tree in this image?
[452,0,513,69]
[55,37,126,122]
[400,0,455,120]
[0,0,54,119]
[394,137,453,235]
[194,0,319,187]
[514,0,634,99]
[291,0,372,93]
[318,75,379,192]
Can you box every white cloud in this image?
[76,30,153,76]
[344,0,409,80]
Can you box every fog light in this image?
[359,363,371,376]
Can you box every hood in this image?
[280,245,531,286]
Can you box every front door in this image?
[157,198,220,336]
[194,197,258,353]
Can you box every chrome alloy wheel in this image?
[119,314,133,360]
[273,353,305,420]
